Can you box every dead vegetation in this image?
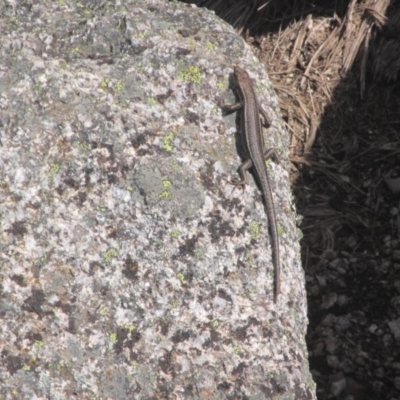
[257,0,391,163]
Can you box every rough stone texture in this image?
[0,0,315,398]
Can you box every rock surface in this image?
[0,0,315,398]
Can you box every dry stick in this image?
[257,0,271,11]
[274,85,309,125]
[343,21,370,73]
[342,0,389,73]
[313,70,333,110]
[268,69,297,76]
[304,115,319,153]
[289,155,311,166]
[304,83,318,153]
[305,16,331,48]
[296,56,307,70]
[276,27,297,72]
[302,72,323,85]
[288,15,311,70]
[308,83,317,118]
[270,24,283,62]
[341,0,358,69]
[364,4,388,28]
[320,11,344,69]
[306,16,341,65]
[342,0,357,40]
[300,28,339,89]
[320,83,333,107]
[324,34,342,74]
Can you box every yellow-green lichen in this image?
[50,163,60,173]
[159,180,173,199]
[250,221,260,238]
[186,37,196,47]
[277,222,284,236]
[69,47,81,54]
[114,81,123,91]
[178,66,202,84]
[234,345,241,354]
[163,132,174,152]
[99,306,109,316]
[205,41,215,51]
[170,229,180,239]
[217,81,225,90]
[22,364,30,371]
[109,333,118,344]
[159,190,170,199]
[177,272,186,284]
[162,180,172,189]
[95,205,109,212]
[100,79,109,90]
[171,300,180,308]
[265,155,280,170]
[212,320,219,328]
[103,248,117,264]
[124,324,136,333]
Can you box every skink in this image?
[222,66,281,302]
